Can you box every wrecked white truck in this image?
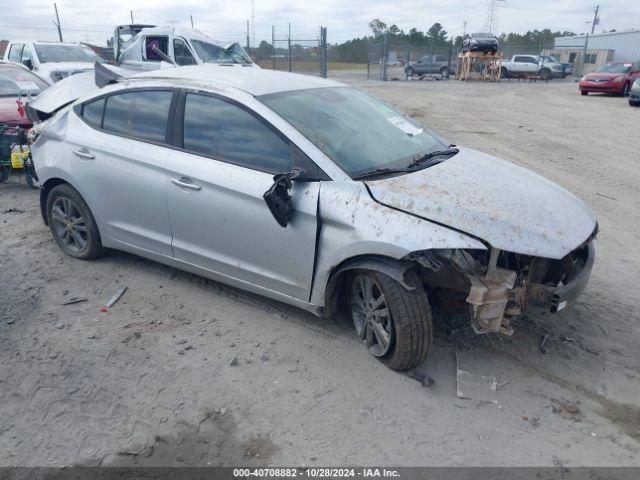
[113,24,253,69]
[27,64,597,371]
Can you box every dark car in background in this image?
[630,79,640,106]
[463,32,499,54]
[579,62,640,96]
[405,54,451,78]
[0,62,48,126]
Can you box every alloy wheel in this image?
[350,273,393,357]
[50,196,88,253]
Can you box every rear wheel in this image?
[349,270,432,371]
[539,68,551,80]
[440,67,449,79]
[500,67,509,79]
[629,99,640,107]
[405,66,415,77]
[46,184,104,260]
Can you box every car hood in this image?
[365,148,596,259]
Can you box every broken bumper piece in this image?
[527,242,595,314]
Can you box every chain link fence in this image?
[253,26,327,78]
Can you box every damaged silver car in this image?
[29,64,597,370]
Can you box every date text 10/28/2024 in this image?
[233,468,401,478]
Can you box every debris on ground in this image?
[62,297,87,305]
[0,208,25,214]
[539,333,550,354]
[551,398,583,421]
[408,371,434,388]
[229,357,239,367]
[103,286,127,310]
[455,352,498,403]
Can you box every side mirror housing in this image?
[263,168,307,228]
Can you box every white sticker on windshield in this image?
[387,116,423,136]
[15,81,39,91]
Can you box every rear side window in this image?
[82,98,105,128]
[102,90,173,143]
[182,93,291,174]
[8,44,24,62]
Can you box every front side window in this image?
[102,90,173,143]
[33,44,98,63]
[144,36,169,61]
[8,44,24,62]
[259,87,446,177]
[173,38,197,66]
[182,93,291,174]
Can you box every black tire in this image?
[621,82,630,97]
[629,100,640,107]
[349,269,432,371]
[581,90,588,96]
[440,66,449,79]
[500,67,509,79]
[539,68,551,80]
[0,165,9,184]
[46,183,104,260]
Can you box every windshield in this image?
[34,44,99,63]
[596,63,631,74]
[0,67,48,96]
[541,56,557,63]
[190,40,252,64]
[259,87,447,177]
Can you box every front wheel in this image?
[622,82,630,96]
[440,67,449,79]
[581,90,588,96]
[539,69,551,80]
[405,67,415,77]
[349,270,432,371]
[500,67,509,79]
[46,183,104,260]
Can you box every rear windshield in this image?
[0,67,48,96]
[34,44,98,63]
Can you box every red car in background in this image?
[579,62,640,96]
[0,62,48,127]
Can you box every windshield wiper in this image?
[352,167,410,181]
[407,147,459,169]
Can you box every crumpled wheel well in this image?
[40,178,69,225]
[322,254,419,318]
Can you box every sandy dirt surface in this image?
[1,79,639,467]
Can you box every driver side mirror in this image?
[22,59,33,70]
[263,168,307,228]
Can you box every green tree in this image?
[369,19,388,38]
[426,23,448,46]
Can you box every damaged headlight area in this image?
[405,234,596,336]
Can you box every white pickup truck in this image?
[500,54,567,80]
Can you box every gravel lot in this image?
[1,78,639,467]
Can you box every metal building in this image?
[555,30,640,62]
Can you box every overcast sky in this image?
[0,0,638,47]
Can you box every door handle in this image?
[171,177,202,191]
[73,149,95,160]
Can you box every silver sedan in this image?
[30,65,597,370]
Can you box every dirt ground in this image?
[1,78,639,467]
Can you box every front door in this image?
[166,91,320,301]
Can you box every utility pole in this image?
[251,0,255,51]
[287,22,292,73]
[272,25,276,70]
[246,19,251,51]
[130,10,134,23]
[190,15,194,28]
[462,20,467,37]
[590,5,600,34]
[53,3,63,42]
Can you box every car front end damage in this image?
[408,228,596,335]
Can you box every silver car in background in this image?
[30,65,597,370]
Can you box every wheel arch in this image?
[321,254,419,318]
[40,177,69,225]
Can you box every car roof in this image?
[129,64,345,96]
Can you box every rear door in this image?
[68,88,176,255]
[165,91,320,301]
